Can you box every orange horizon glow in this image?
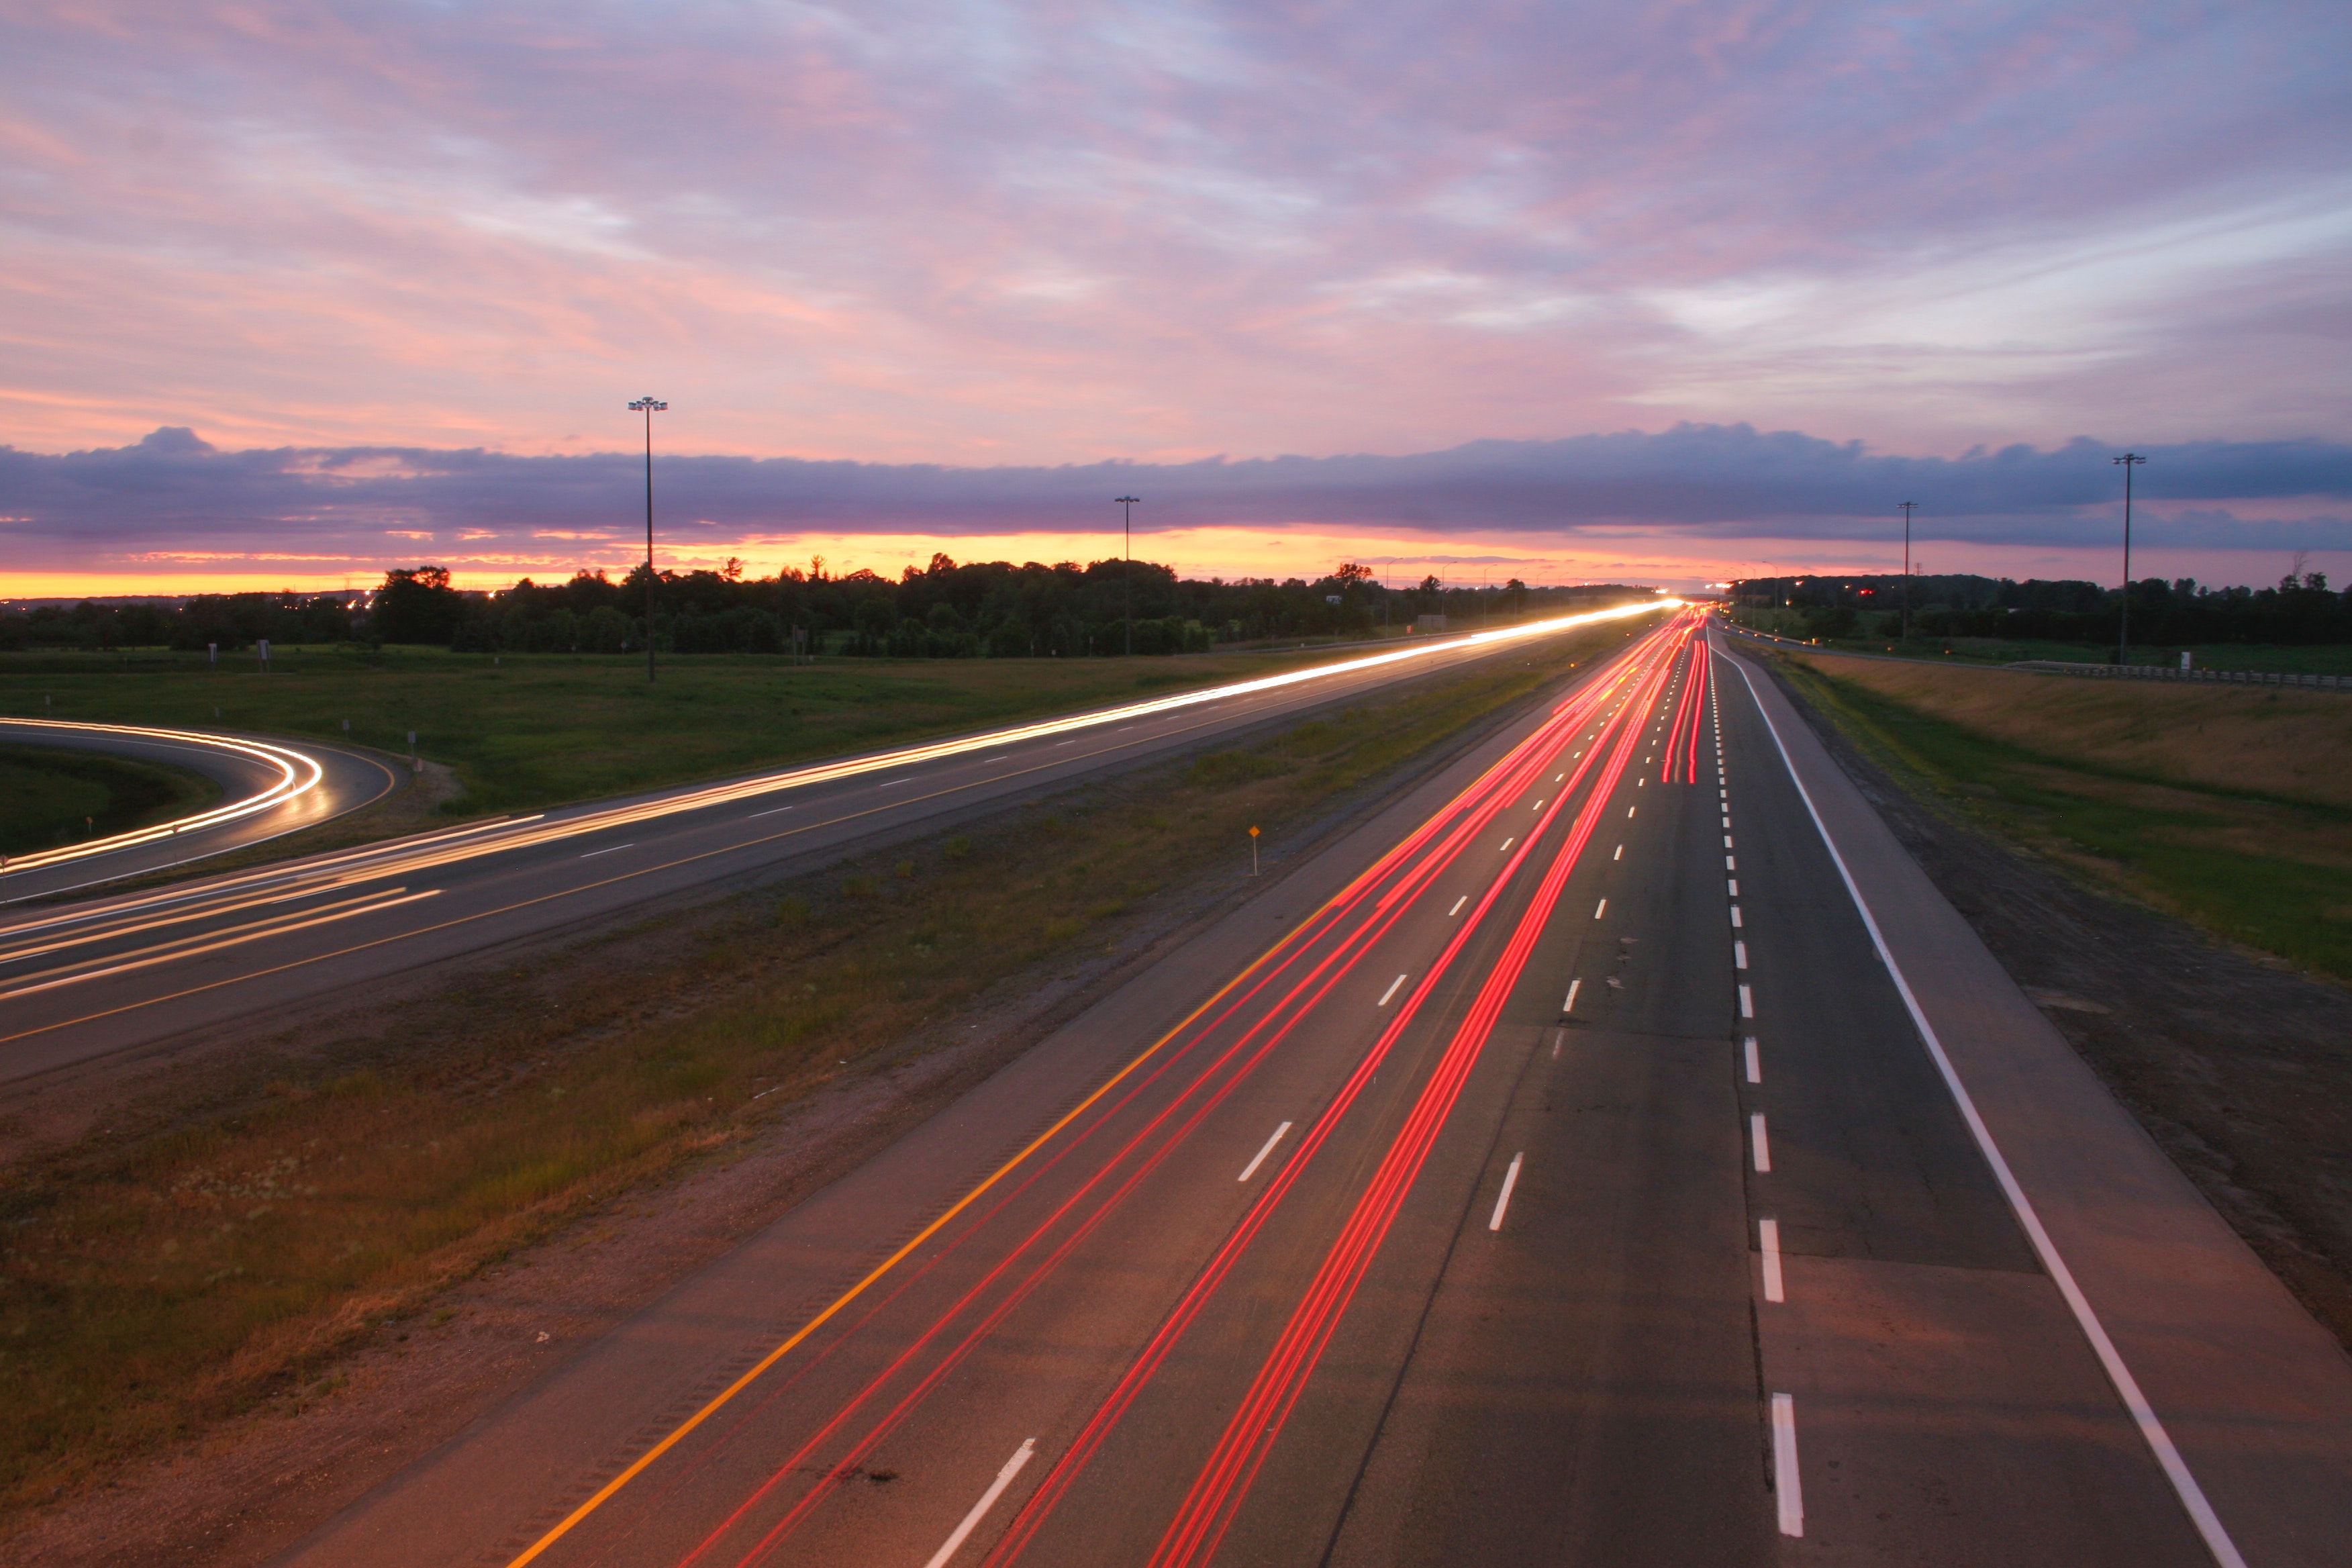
[0,524,1931,601]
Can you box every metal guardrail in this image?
[2009,660,2351,690]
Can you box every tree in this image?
[374,566,464,644]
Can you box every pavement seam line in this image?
[1722,639,2249,1568]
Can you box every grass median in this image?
[0,644,1418,820]
[0,615,1648,1531]
[1767,649,2352,979]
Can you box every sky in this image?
[3,1,2349,596]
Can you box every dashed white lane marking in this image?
[1378,973,1408,1006]
[1488,1152,1524,1231]
[983,755,1010,763]
[1771,1395,1804,1536]
[1555,773,1565,782]
[579,843,636,859]
[1739,983,1755,1018]
[1448,895,1467,917]
[1723,834,1734,848]
[880,778,912,788]
[1055,738,1075,746]
[1627,806,1636,819]
[1751,1112,1772,1171]
[1722,816,1732,828]
[1729,906,1743,928]
[923,1438,1038,1568]
[1613,843,1623,861]
[1760,1218,1785,1302]
[1744,1036,1761,1083]
[1238,1121,1293,1182]
[1499,837,1516,852]
[748,804,795,818]
[1563,979,1580,1013]
[1734,940,1749,969]
[1728,879,1739,897]
[1594,898,1608,920]
[1725,855,1736,871]
[1532,799,1545,812]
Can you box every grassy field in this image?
[0,616,1646,1527]
[0,745,221,856]
[1772,649,2352,978]
[0,645,1368,819]
[1732,610,2352,674]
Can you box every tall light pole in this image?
[1898,501,1918,642]
[630,396,668,681]
[2114,452,2145,665]
[1114,495,1140,656]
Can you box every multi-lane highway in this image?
[0,606,1659,1083]
[264,612,2352,1568]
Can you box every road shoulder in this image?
[1718,635,2352,1568]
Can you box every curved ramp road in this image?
[269,611,2352,1568]
[0,604,1661,1081]
[0,718,397,901]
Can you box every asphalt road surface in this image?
[0,608,1654,1083]
[267,612,2352,1568]
[0,716,397,902]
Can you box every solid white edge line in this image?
[1238,1121,1293,1183]
[1563,978,1579,1014]
[1722,646,2248,1568]
[1771,1393,1804,1536]
[1489,1152,1524,1231]
[1751,1112,1771,1172]
[1760,1217,1785,1303]
[1744,1035,1761,1083]
[922,1438,1037,1568]
[1377,972,1408,1006]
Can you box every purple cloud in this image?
[5,424,2346,578]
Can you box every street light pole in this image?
[1898,501,1918,642]
[1114,495,1140,656]
[630,396,668,681]
[2114,452,2145,665]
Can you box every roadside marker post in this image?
[1249,824,1260,877]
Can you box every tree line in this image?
[2,556,1651,656]
[1729,570,2352,646]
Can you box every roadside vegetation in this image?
[0,644,1385,820]
[0,615,1647,1533]
[0,745,221,856]
[1767,648,2352,979]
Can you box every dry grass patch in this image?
[1788,651,2352,810]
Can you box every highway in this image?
[266,611,2352,1568]
[0,717,397,902]
[0,605,1658,1083]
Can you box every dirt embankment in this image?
[1766,659,2352,1357]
